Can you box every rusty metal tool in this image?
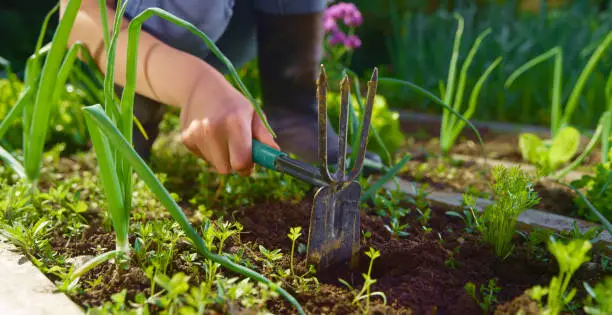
[252,65,378,271]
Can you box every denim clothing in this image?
[122,0,326,72]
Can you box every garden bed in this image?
[395,111,607,224]
[1,134,609,315]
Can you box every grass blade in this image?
[0,57,18,98]
[34,3,60,56]
[505,46,561,88]
[378,77,486,160]
[563,183,612,235]
[25,0,82,183]
[361,154,411,202]
[81,104,305,315]
[553,114,606,180]
[551,45,563,136]
[345,68,392,167]
[0,145,25,179]
[561,31,612,128]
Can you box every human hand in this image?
[180,72,279,176]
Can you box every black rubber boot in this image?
[255,11,382,169]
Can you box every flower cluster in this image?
[323,2,363,50]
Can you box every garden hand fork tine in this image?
[306,66,378,271]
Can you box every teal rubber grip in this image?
[252,139,285,170]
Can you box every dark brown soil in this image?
[231,197,608,315]
[42,189,609,315]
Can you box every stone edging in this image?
[450,153,589,183]
[0,237,83,315]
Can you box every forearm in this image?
[60,0,222,108]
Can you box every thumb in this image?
[252,113,280,151]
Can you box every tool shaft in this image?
[252,139,326,187]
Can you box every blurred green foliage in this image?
[0,1,58,76]
[572,161,612,222]
[378,0,612,130]
[325,90,405,163]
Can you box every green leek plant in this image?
[506,31,612,176]
[378,15,488,160]
[79,1,303,312]
[438,14,502,155]
[0,1,111,190]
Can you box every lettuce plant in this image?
[507,31,612,174]
[527,238,592,315]
[519,126,581,175]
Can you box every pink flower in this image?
[328,30,347,46]
[325,2,361,23]
[323,16,338,32]
[344,35,361,49]
[344,10,362,27]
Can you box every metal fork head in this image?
[307,66,378,271]
[316,65,378,187]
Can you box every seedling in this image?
[465,278,502,315]
[339,247,387,314]
[527,238,592,315]
[75,0,306,312]
[288,226,303,276]
[478,165,540,259]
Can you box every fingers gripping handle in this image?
[252,139,285,170]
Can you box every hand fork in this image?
[252,65,378,271]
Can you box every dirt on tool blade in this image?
[233,197,606,315]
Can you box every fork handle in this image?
[252,139,326,187]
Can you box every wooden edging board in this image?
[0,237,83,315]
[382,177,612,254]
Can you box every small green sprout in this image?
[527,238,592,315]
[339,247,387,314]
[478,165,540,259]
[288,226,302,276]
[258,245,283,270]
[465,279,501,314]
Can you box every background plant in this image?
[509,31,612,175]
[437,13,502,155]
[381,1,612,129]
